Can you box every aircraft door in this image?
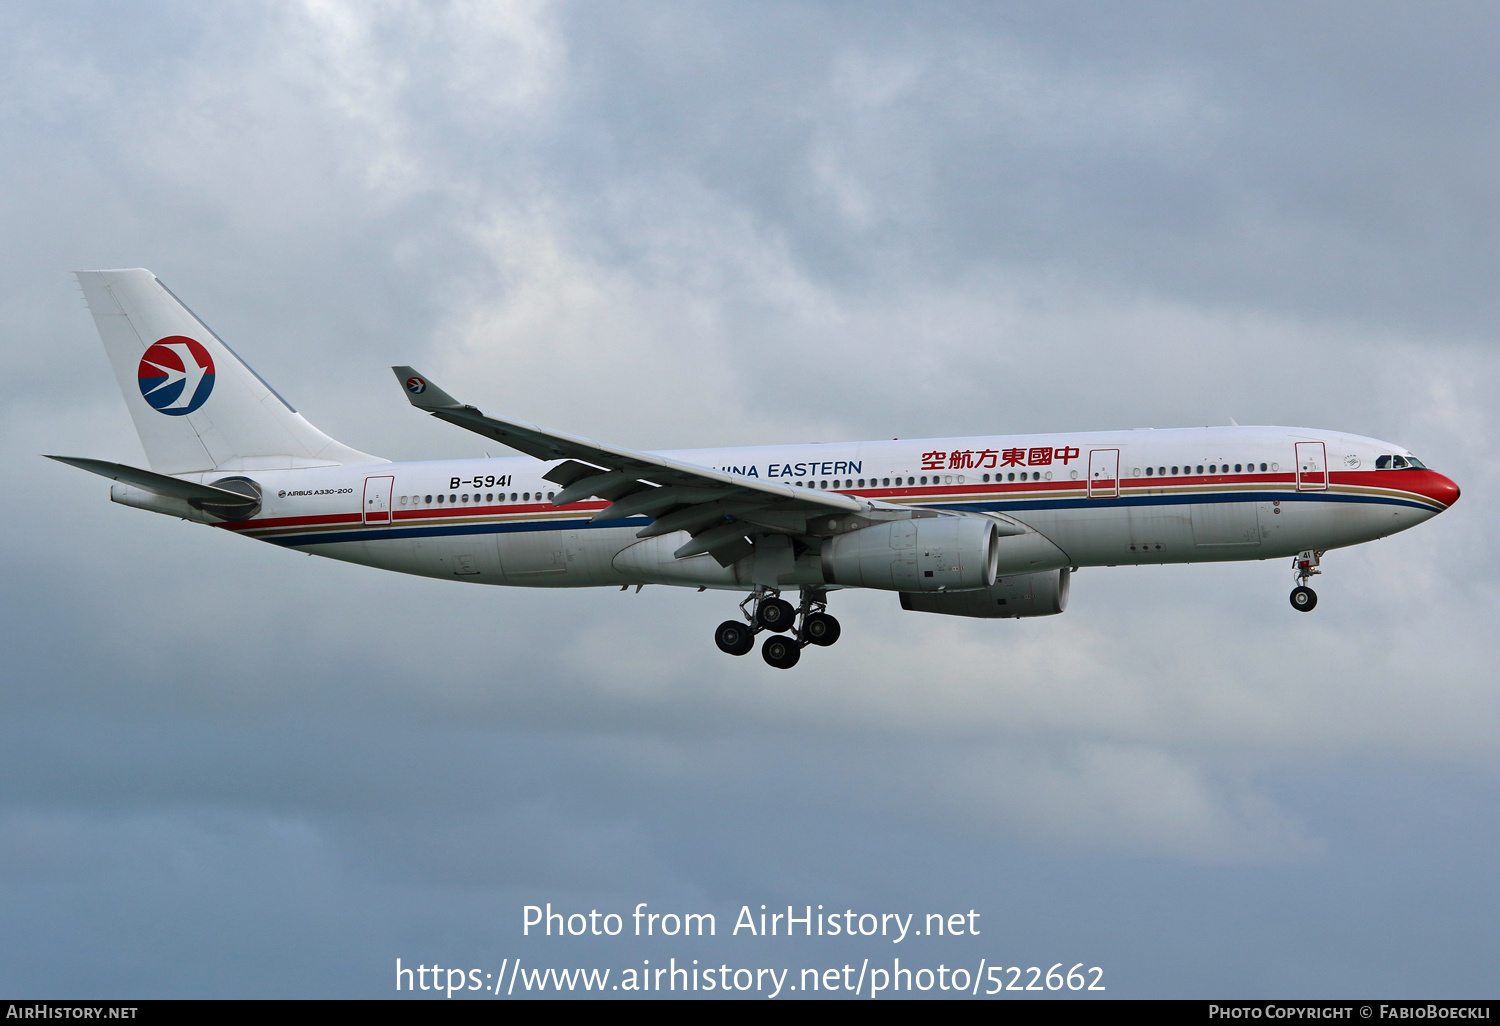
[1088,449,1120,498]
[363,475,395,524]
[1295,442,1328,491]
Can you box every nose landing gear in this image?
[1289,550,1323,612]
[712,587,842,668]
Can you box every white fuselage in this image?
[131,425,1456,593]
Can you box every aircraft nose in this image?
[1425,471,1460,509]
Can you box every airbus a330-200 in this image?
[51,269,1460,669]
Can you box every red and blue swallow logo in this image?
[138,336,216,416]
[405,376,426,394]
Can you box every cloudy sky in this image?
[2,0,1497,998]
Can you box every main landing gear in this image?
[713,587,842,669]
[1289,549,1323,612]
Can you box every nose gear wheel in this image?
[1289,550,1323,613]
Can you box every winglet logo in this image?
[405,376,427,394]
[138,336,216,416]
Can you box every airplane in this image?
[51,268,1461,669]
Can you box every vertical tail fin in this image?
[75,269,383,474]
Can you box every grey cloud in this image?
[1,0,1497,997]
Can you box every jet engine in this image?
[899,568,1071,618]
[820,515,999,593]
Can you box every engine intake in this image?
[820,515,999,593]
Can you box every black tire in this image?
[761,634,802,669]
[803,612,841,647]
[1290,586,1318,612]
[756,597,796,633]
[714,620,756,656]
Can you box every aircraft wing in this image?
[392,366,877,566]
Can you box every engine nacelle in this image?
[900,568,1071,618]
[820,515,999,593]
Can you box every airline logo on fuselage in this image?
[137,336,215,416]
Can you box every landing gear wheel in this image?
[756,597,796,633]
[761,634,802,669]
[802,612,841,647]
[714,620,756,656]
[1290,586,1318,612]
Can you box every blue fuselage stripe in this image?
[252,489,1432,548]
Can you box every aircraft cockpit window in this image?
[1406,456,1426,469]
[1375,455,1415,470]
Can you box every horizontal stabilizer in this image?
[46,455,257,506]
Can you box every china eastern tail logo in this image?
[405,376,426,394]
[137,336,215,415]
